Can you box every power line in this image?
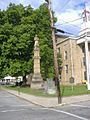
[54,18,83,36]
[54,0,88,28]
[52,0,89,36]
[52,26,77,36]
[55,20,82,30]
[60,17,82,25]
[56,26,80,36]
[59,0,72,12]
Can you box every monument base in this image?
[31,74,43,89]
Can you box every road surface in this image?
[0,89,90,120]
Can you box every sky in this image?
[0,0,90,36]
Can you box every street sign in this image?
[69,77,74,84]
[69,77,74,92]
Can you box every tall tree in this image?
[0,3,60,83]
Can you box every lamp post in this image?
[45,0,62,104]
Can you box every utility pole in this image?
[45,0,62,104]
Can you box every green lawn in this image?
[3,84,90,97]
[61,84,90,97]
[3,85,56,97]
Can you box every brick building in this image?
[56,6,90,89]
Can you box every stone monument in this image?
[31,35,43,89]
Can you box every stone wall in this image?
[56,35,86,85]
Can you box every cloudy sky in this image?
[0,0,90,36]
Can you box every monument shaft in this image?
[31,35,43,89]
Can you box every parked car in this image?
[81,80,87,84]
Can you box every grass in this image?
[3,85,56,97]
[3,84,90,97]
[61,84,90,97]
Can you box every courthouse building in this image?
[56,7,90,86]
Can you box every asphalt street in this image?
[0,89,90,120]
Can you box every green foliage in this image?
[0,3,61,82]
[40,44,54,79]
[0,10,5,25]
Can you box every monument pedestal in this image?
[31,35,43,89]
[31,73,43,89]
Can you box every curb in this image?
[3,88,66,108]
[2,88,90,108]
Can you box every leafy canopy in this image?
[0,3,60,80]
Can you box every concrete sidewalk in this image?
[4,89,90,107]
